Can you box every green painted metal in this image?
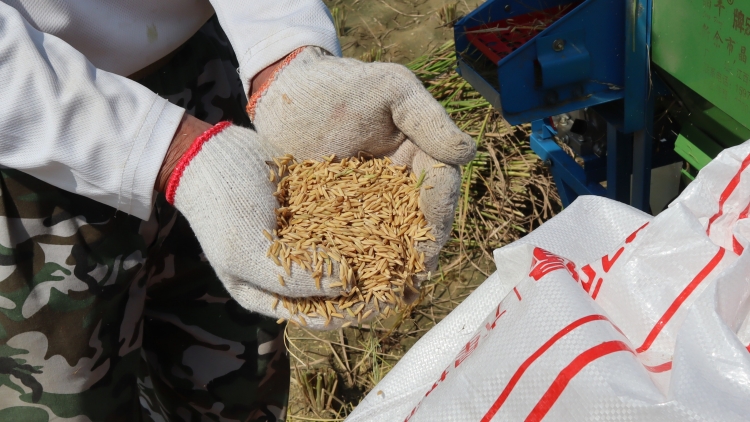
[660,69,750,148]
[674,133,714,171]
[681,168,696,181]
[654,60,750,184]
[652,0,750,132]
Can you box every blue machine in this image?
[453,0,679,211]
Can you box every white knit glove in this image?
[248,47,476,278]
[166,122,354,326]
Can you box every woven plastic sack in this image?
[346,141,750,422]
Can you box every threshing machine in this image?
[454,0,750,213]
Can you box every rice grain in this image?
[265,155,432,323]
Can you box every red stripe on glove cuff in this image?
[165,121,232,205]
[246,47,306,120]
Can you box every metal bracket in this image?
[529,120,606,206]
[536,29,590,89]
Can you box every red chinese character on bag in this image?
[454,334,481,368]
[529,248,574,281]
[485,304,506,331]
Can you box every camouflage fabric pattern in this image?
[0,15,288,421]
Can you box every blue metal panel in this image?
[456,0,671,213]
[622,0,652,134]
[530,120,607,205]
[455,0,627,125]
[631,98,654,210]
[456,60,503,113]
[606,123,633,203]
[481,76,623,126]
[536,29,590,88]
[623,0,653,211]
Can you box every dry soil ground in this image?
[327,0,480,63]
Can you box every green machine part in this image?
[652,0,750,179]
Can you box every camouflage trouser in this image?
[0,16,289,422]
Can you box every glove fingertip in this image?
[447,131,478,166]
[391,91,477,166]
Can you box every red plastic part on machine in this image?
[464,3,581,64]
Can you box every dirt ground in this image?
[326,0,482,64]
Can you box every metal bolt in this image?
[504,4,511,12]
[552,39,565,52]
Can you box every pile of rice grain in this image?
[265,154,435,327]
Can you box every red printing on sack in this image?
[524,226,723,358]
[707,153,750,236]
[524,341,633,422]
[528,248,573,281]
[626,222,649,243]
[635,247,726,353]
[513,287,522,301]
[480,314,612,422]
[601,247,624,273]
[528,223,650,300]
[454,334,482,368]
[414,221,710,421]
[643,361,672,373]
[733,202,750,255]
[485,308,507,332]
[590,277,604,300]
[404,304,506,421]
[579,265,598,294]
[485,325,668,421]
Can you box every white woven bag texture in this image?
[346,140,750,422]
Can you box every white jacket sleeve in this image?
[209,0,342,95]
[0,3,185,220]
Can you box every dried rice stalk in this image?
[266,154,431,325]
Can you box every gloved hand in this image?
[166,122,357,327]
[248,47,476,279]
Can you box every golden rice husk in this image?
[266,155,432,323]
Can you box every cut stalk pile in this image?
[266,154,433,327]
[409,41,560,265]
